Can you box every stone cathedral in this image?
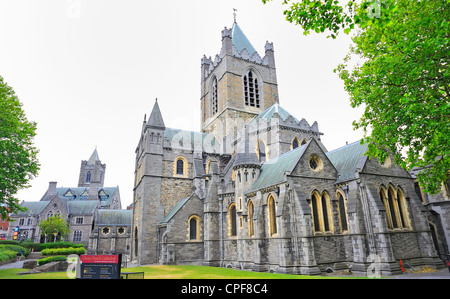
[130,20,445,275]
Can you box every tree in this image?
[38,215,71,242]
[263,0,449,194]
[0,75,40,219]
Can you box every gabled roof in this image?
[326,140,368,184]
[15,201,50,216]
[67,200,98,215]
[231,22,257,56]
[246,143,309,194]
[97,209,132,225]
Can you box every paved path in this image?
[0,260,24,270]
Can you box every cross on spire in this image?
[233,8,237,23]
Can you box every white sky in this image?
[0,0,364,208]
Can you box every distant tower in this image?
[200,20,279,152]
[78,148,106,187]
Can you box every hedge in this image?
[40,242,85,250]
[37,256,68,266]
[41,247,86,256]
[0,245,29,258]
[0,250,17,262]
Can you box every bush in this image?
[0,250,17,262]
[0,244,29,257]
[40,242,85,250]
[37,255,68,266]
[41,247,86,256]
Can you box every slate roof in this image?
[15,201,50,217]
[232,22,257,56]
[67,200,98,215]
[164,127,217,150]
[326,140,368,184]
[97,209,132,225]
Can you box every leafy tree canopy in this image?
[263,0,450,194]
[0,76,40,219]
[38,215,71,241]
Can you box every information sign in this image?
[79,254,121,279]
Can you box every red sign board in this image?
[80,255,119,264]
[447,261,450,267]
[78,255,121,279]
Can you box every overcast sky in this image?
[0,0,364,208]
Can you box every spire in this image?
[231,22,257,56]
[148,98,165,129]
[87,148,100,165]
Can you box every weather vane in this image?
[233,8,237,23]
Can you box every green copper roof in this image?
[232,22,257,56]
[326,140,368,183]
[159,196,191,225]
[252,103,300,124]
[246,143,308,194]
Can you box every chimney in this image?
[47,182,57,197]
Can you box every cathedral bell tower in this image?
[200,20,279,153]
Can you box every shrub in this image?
[40,242,85,250]
[41,247,86,256]
[37,256,68,266]
[0,250,17,262]
[0,245,29,257]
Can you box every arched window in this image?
[337,192,349,232]
[301,139,308,146]
[248,200,254,237]
[229,203,237,237]
[243,70,260,108]
[380,185,411,230]
[73,230,82,242]
[257,140,266,163]
[292,138,299,149]
[310,191,333,233]
[188,215,201,241]
[174,156,188,177]
[211,77,218,115]
[268,195,277,236]
[86,171,91,183]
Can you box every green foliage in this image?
[263,0,450,193]
[0,244,29,257]
[38,215,71,241]
[41,247,86,256]
[0,250,16,262]
[37,255,67,266]
[0,75,40,219]
[39,241,84,250]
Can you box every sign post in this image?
[78,254,121,279]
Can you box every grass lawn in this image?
[0,265,364,279]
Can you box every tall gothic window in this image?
[243,70,260,108]
[380,185,411,230]
[176,159,184,175]
[268,195,277,236]
[86,171,91,183]
[229,203,237,237]
[248,200,254,237]
[211,77,218,115]
[337,192,349,232]
[311,191,333,233]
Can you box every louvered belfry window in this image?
[244,70,260,108]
